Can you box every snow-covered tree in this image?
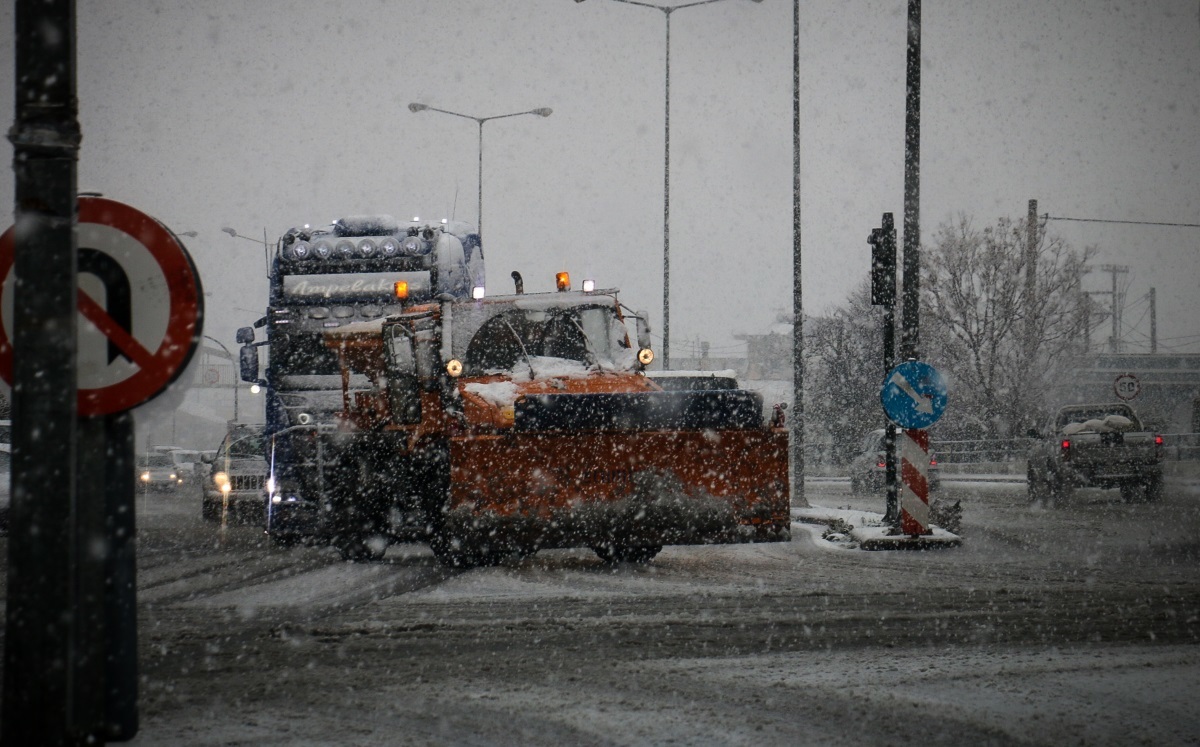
[922,214,1094,439]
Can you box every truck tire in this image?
[1027,466,1049,505]
[1049,473,1072,505]
[1144,473,1165,502]
[591,543,662,564]
[1120,482,1141,504]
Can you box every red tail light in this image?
[876,462,886,468]
[929,458,938,466]
[1154,435,1164,446]
[1061,439,1071,450]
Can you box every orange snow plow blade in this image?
[447,415,791,551]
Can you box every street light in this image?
[221,225,272,275]
[408,102,552,237]
[203,335,239,423]
[575,0,762,369]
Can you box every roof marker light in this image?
[582,279,596,293]
[556,272,570,291]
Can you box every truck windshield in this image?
[462,306,633,377]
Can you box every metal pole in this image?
[477,120,485,237]
[791,0,805,506]
[205,335,239,422]
[1150,287,1157,354]
[662,10,672,369]
[881,214,899,526]
[5,1,84,743]
[900,0,921,360]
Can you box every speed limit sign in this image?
[1114,373,1141,401]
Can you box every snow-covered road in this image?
[4,477,1198,745]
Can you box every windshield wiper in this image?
[502,319,537,380]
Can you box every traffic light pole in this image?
[870,213,899,526]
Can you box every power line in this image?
[1044,214,1200,229]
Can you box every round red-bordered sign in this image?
[0,196,204,415]
[1113,372,1141,401]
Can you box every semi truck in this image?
[267,273,792,566]
[235,214,483,526]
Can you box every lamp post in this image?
[574,0,762,369]
[203,335,238,423]
[221,225,272,275]
[408,103,552,237]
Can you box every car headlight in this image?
[213,471,229,488]
[140,472,150,482]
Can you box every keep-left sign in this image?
[0,196,204,416]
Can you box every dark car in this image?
[202,426,268,523]
[849,428,941,495]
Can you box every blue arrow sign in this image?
[880,360,948,429]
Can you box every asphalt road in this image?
[4,476,1199,745]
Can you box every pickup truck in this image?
[1027,403,1164,504]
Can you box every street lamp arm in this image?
[409,103,483,124]
[221,226,267,246]
[576,0,759,11]
[409,103,553,124]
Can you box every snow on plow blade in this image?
[448,390,791,551]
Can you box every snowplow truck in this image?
[271,279,791,566]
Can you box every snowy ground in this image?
[3,476,1199,745]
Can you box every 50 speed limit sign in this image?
[1114,373,1141,401]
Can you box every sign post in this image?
[0,196,203,742]
[880,360,947,536]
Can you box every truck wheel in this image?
[1049,475,1072,506]
[336,533,387,562]
[1119,483,1141,504]
[1027,467,1049,505]
[201,497,218,522]
[592,544,662,564]
[430,530,482,568]
[1144,474,1165,502]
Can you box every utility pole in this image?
[1097,264,1130,353]
[900,0,921,360]
[1023,199,1039,363]
[1149,287,1157,354]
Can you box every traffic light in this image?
[870,215,897,307]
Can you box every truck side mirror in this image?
[236,327,255,344]
[239,345,260,383]
[635,313,652,350]
[385,326,417,376]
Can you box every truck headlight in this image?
[638,348,655,366]
[140,472,150,482]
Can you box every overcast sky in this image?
[0,0,1197,358]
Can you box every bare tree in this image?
[923,214,1094,439]
[806,281,887,463]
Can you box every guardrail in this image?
[930,438,1032,465]
[930,433,1200,464]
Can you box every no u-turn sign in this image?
[0,196,204,415]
